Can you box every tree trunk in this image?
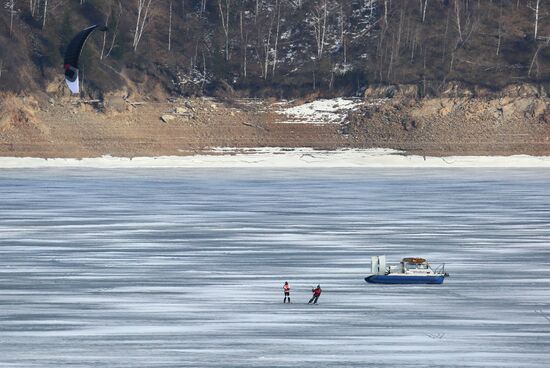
[218,0,231,61]
[8,1,15,37]
[104,1,122,59]
[312,0,329,59]
[531,0,541,39]
[133,0,154,52]
[29,0,38,17]
[528,35,550,77]
[263,7,274,79]
[42,0,48,29]
[535,0,540,39]
[100,12,110,60]
[422,0,428,23]
[240,11,245,77]
[272,0,281,76]
[455,0,463,42]
[384,0,388,25]
[168,0,173,51]
[496,0,503,56]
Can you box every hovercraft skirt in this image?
[365,275,445,284]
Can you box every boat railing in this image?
[433,263,446,275]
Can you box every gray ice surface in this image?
[1,168,549,367]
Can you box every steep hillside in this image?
[3,0,550,98]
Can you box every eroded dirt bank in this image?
[345,83,550,156]
[1,83,549,158]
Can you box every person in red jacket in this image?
[308,285,322,304]
[283,282,290,303]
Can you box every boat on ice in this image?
[365,256,448,284]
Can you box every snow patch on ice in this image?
[0,149,550,168]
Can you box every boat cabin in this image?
[372,256,441,275]
[396,258,436,275]
[367,256,448,284]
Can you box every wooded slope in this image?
[1,0,550,97]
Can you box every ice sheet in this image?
[0,169,549,367]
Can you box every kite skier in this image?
[308,285,322,304]
[283,281,290,303]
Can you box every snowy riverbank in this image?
[1,148,550,168]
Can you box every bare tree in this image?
[395,6,404,57]
[529,32,550,77]
[422,0,428,23]
[311,0,329,59]
[4,0,16,37]
[262,4,275,79]
[133,0,155,52]
[240,11,244,76]
[100,9,111,60]
[40,0,67,29]
[272,0,282,76]
[441,3,450,63]
[455,0,463,42]
[528,0,541,39]
[101,1,122,60]
[42,0,48,28]
[29,0,38,17]
[497,0,503,56]
[239,10,248,77]
[384,0,388,25]
[218,0,231,60]
[168,0,173,51]
[339,3,346,64]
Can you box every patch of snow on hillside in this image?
[277,98,363,124]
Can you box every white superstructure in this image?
[371,256,446,277]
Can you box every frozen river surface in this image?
[1,168,550,367]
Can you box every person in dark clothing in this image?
[308,285,322,304]
[283,281,290,303]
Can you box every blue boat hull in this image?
[365,275,445,284]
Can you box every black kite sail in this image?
[63,24,107,94]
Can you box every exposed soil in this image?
[0,95,346,158]
[346,84,550,156]
[0,85,549,158]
